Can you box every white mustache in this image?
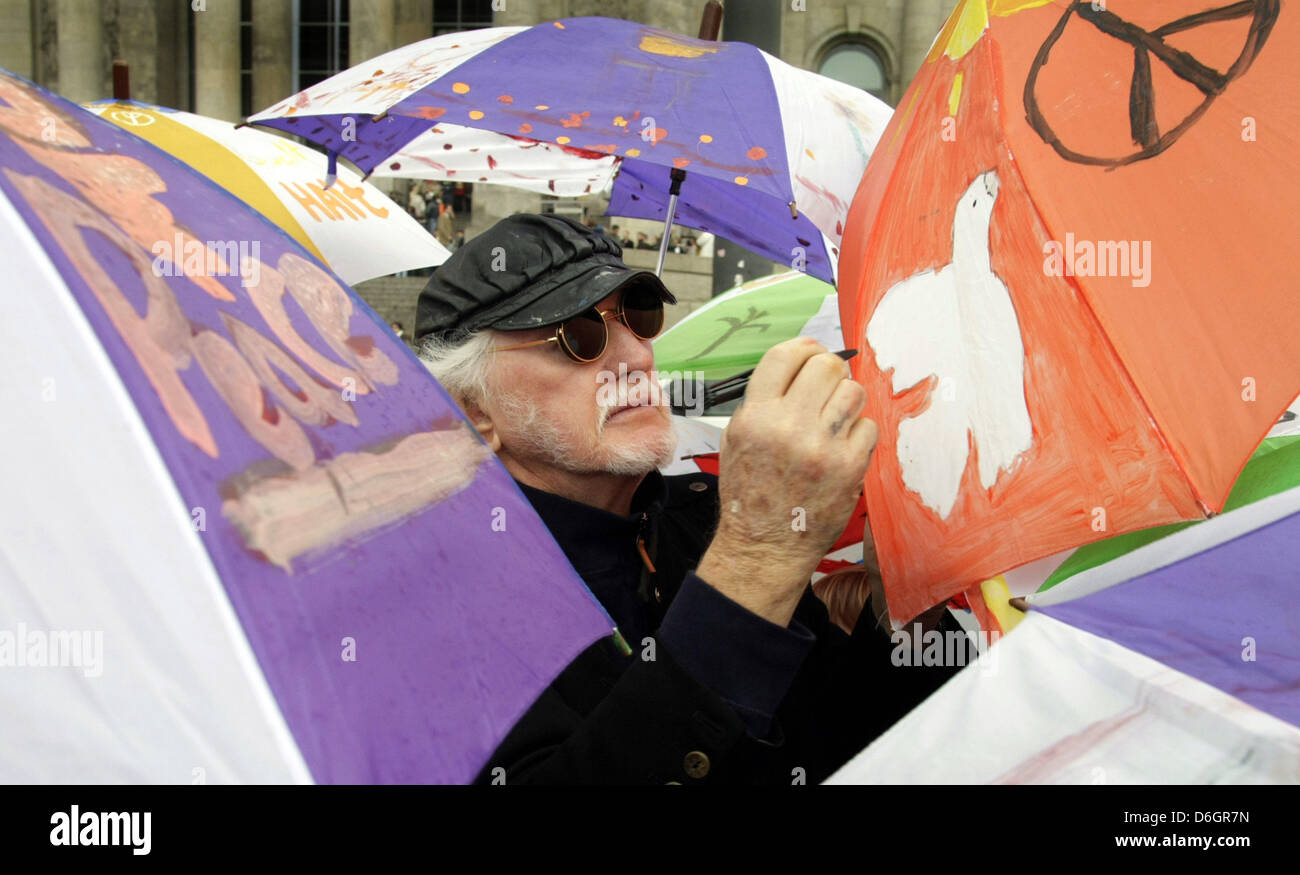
[595,370,668,434]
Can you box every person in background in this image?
[407,185,427,225]
[436,201,456,247]
[426,198,440,236]
[454,230,466,250]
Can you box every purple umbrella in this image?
[0,68,611,783]
[247,17,892,284]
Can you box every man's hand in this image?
[695,338,879,627]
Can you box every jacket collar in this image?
[515,471,668,570]
[512,470,665,579]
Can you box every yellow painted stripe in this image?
[981,575,1025,634]
[93,103,325,263]
[948,72,964,118]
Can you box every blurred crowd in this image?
[406,180,468,250]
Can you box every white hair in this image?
[415,329,498,406]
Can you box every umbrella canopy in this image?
[375,118,619,196]
[0,69,611,783]
[85,99,450,285]
[653,271,841,381]
[952,424,1300,635]
[838,0,1300,622]
[247,17,893,283]
[1034,431,1300,596]
[829,480,1300,784]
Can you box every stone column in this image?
[193,0,241,120]
[900,0,944,88]
[350,0,396,69]
[0,0,34,79]
[155,0,187,109]
[113,0,159,103]
[55,0,104,102]
[252,0,294,113]
[394,0,432,49]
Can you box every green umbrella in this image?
[655,271,840,381]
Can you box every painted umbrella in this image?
[838,0,1300,623]
[246,17,893,284]
[0,69,612,783]
[829,478,1300,784]
[85,99,450,285]
[960,423,1300,634]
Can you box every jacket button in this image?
[683,750,710,779]
[653,586,662,603]
[689,481,708,492]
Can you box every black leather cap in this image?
[414,214,675,344]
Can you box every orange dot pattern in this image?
[418,27,781,191]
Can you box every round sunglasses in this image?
[492,284,666,363]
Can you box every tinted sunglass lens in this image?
[561,311,607,361]
[622,287,664,339]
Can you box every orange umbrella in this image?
[839,0,1298,623]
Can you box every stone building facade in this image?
[2,2,947,110]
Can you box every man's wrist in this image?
[695,535,813,627]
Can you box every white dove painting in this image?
[866,170,1032,519]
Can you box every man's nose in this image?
[603,316,656,373]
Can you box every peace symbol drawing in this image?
[107,109,157,128]
[1024,0,1280,167]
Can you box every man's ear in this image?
[461,397,502,453]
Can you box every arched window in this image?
[818,41,890,104]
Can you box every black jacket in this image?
[475,471,958,785]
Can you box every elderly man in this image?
[415,215,954,784]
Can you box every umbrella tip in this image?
[1007,597,1031,613]
[325,150,339,190]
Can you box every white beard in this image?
[494,390,677,476]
